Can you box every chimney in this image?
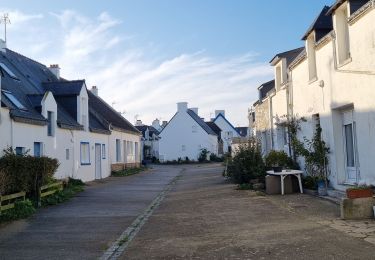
[91,86,98,96]
[177,102,188,113]
[152,118,161,130]
[135,119,143,126]
[162,121,168,128]
[0,39,6,53]
[49,64,60,79]
[215,110,225,118]
[190,107,198,115]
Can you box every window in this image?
[182,145,186,151]
[34,142,43,157]
[47,111,54,136]
[81,97,88,130]
[15,147,26,156]
[335,4,351,64]
[66,149,70,160]
[3,91,26,110]
[0,62,19,80]
[80,142,90,165]
[116,139,121,162]
[275,66,282,90]
[135,142,139,161]
[102,144,106,159]
[307,34,317,81]
[192,125,197,133]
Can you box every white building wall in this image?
[108,130,141,166]
[159,111,218,161]
[213,116,240,154]
[289,4,375,190]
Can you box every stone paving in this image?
[318,219,375,244]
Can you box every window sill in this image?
[81,163,91,166]
[338,57,352,68]
[308,77,318,85]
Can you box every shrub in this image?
[0,147,60,197]
[0,199,36,222]
[226,138,266,184]
[209,153,224,162]
[41,178,85,206]
[265,150,296,169]
[198,148,210,162]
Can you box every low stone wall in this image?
[111,163,141,172]
[341,197,375,220]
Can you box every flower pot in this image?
[272,166,283,173]
[317,180,327,196]
[346,188,373,199]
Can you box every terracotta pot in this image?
[346,188,373,199]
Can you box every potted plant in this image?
[346,186,373,199]
[265,150,290,173]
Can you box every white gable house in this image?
[212,110,241,154]
[159,102,218,161]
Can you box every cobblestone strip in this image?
[100,169,184,260]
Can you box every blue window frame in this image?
[102,144,106,159]
[47,111,54,136]
[15,147,25,156]
[80,142,90,165]
[34,142,42,157]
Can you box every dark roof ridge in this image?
[302,5,332,40]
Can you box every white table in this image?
[266,170,304,195]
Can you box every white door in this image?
[342,111,358,184]
[95,144,102,179]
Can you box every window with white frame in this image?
[182,145,186,151]
[15,147,26,156]
[307,33,317,81]
[47,111,55,136]
[275,66,282,90]
[66,149,70,160]
[80,142,90,165]
[102,144,106,159]
[192,125,197,133]
[335,4,350,64]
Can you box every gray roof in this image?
[258,80,275,100]
[235,127,249,137]
[205,121,222,137]
[269,47,305,67]
[0,48,138,134]
[135,125,160,138]
[327,0,369,15]
[187,109,216,135]
[302,6,333,41]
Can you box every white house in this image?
[135,120,160,161]
[158,102,218,161]
[212,110,241,154]
[0,41,141,182]
[251,0,375,191]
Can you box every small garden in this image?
[0,147,84,223]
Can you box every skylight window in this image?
[0,62,19,80]
[2,91,27,110]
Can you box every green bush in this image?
[0,199,36,222]
[0,147,60,197]
[42,178,84,206]
[209,153,224,162]
[265,150,289,167]
[198,148,209,162]
[111,167,146,177]
[226,138,266,184]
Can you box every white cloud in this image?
[5,9,273,126]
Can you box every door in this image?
[342,111,358,184]
[95,144,102,180]
[34,142,42,157]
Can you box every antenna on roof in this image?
[0,13,10,43]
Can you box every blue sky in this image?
[1,0,332,126]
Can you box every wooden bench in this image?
[0,191,26,213]
[39,182,64,198]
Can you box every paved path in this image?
[0,165,182,260]
[122,164,375,260]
